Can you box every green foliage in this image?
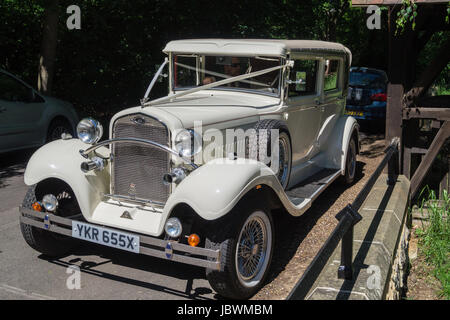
[416,31,450,96]
[1,0,389,120]
[395,0,418,34]
[416,186,450,299]
[446,2,450,24]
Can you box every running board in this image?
[284,169,341,212]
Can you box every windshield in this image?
[173,54,281,96]
[349,71,386,88]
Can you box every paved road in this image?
[0,149,215,300]
[0,130,381,300]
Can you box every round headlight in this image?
[77,118,103,144]
[164,217,182,238]
[174,129,202,158]
[42,194,58,212]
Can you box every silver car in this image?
[0,69,78,153]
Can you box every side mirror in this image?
[287,72,307,92]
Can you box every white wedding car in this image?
[19,39,359,299]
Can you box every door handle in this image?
[0,106,6,113]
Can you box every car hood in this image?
[149,91,280,128]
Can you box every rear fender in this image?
[320,115,359,174]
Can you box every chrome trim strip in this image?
[19,206,220,270]
[103,193,166,208]
[80,138,198,169]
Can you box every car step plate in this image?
[72,221,140,253]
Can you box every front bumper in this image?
[19,206,221,270]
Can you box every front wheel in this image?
[205,201,274,299]
[20,182,79,257]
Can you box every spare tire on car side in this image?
[247,119,292,189]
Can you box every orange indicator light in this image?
[188,234,200,247]
[32,202,43,212]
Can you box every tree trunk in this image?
[38,0,59,94]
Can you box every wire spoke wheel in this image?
[235,211,272,287]
[277,134,291,188]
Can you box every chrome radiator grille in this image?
[112,114,170,204]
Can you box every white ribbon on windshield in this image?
[174,61,270,88]
[143,62,290,107]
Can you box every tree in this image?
[37,0,58,94]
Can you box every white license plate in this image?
[72,221,140,253]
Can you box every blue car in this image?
[345,67,388,122]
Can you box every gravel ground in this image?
[253,132,386,300]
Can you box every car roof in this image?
[163,39,351,59]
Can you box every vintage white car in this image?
[19,39,358,299]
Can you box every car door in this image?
[285,56,322,167]
[0,72,46,151]
[316,57,345,148]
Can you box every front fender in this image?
[24,139,110,219]
[163,158,278,222]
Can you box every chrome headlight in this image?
[174,129,202,158]
[77,118,103,144]
[42,194,58,212]
[164,217,182,238]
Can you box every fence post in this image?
[338,225,354,280]
[387,139,399,185]
[336,205,362,280]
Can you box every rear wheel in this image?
[20,182,79,257]
[343,138,357,185]
[205,200,274,299]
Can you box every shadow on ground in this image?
[0,149,35,189]
[40,242,214,300]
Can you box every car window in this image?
[324,59,340,91]
[0,72,30,102]
[288,59,318,97]
[349,71,386,89]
